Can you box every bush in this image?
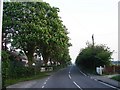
[2,50,10,88]
[75,43,113,70]
[8,60,35,78]
[2,50,36,87]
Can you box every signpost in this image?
[0,0,3,89]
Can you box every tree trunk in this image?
[42,55,49,71]
[27,55,33,67]
[24,44,35,67]
[25,51,34,67]
[49,58,52,66]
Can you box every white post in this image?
[0,0,3,89]
[96,67,99,74]
[99,66,103,75]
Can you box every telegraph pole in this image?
[92,34,95,69]
[92,34,94,47]
[0,0,3,89]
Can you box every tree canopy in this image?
[3,2,71,66]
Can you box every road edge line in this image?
[97,79,120,90]
[73,81,83,90]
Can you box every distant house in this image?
[111,61,120,65]
[9,50,28,66]
[9,50,45,67]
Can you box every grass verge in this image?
[111,75,120,82]
[5,71,50,87]
[5,66,64,87]
[77,66,98,75]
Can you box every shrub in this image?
[75,43,113,70]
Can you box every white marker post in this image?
[0,0,3,89]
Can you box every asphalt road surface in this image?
[7,65,119,90]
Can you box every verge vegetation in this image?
[2,2,72,88]
[75,42,113,72]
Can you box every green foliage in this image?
[2,3,71,88]
[3,2,71,66]
[8,60,35,78]
[2,50,36,87]
[5,71,49,86]
[2,51,10,80]
[111,75,120,82]
[75,43,113,70]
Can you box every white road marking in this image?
[69,66,72,72]
[44,82,46,85]
[78,69,87,76]
[73,81,83,90]
[90,76,119,89]
[94,79,97,81]
[90,77,93,79]
[69,66,119,90]
[42,77,50,88]
[98,81,120,90]
[68,66,83,90]
[69,74,71,79]
[89,76,120,89]
[42,86,44,88]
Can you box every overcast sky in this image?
[43,0,119,63]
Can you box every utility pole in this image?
[92,34,94,47]
[92,34,95,69]
[0,0,3,89]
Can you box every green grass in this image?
[5,66,63,87]
[78,66,98,75]
[5,71,51,87]
[4,66,65,87]
[111,75,120,82]
[84,69,98,75]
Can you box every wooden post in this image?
[92,34,94,47]
[0,0,3,89]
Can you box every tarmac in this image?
[78,66,120,89]
[87,74,120,89]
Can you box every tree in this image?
[3,2,71,67]
[75,43,113,70]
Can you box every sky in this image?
[43,0,119,63]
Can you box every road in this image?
[7,65,119,90]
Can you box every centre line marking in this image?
[42,86,44,88]
[69,74,71,79]
[44,82,46,85]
